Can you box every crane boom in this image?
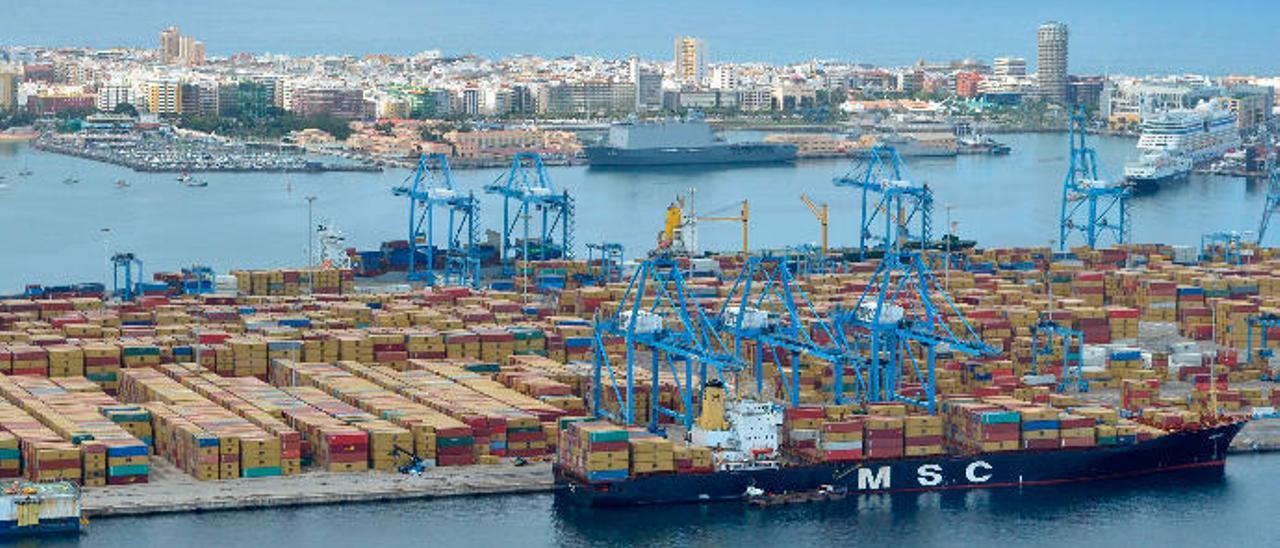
[698,200,749,260]
[799,194,828,256]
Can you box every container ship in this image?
[1124,101,1241,189]
[584,114,797,167]
[555,383,1246,507]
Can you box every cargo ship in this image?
[0,481,83,538]
[584,114,797,167]
[555,384,1246,507]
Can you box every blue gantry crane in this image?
[834,250,997,413]
[110,252,142,301]
[834,145,933,260]
[484,152,575,272]
[1246,313,1280,368]
[181,265,216,295]
[831,158,996,413]
[1058,107,1130,251]
[583,242,624,286]
[715,257,861,406]
[398,154,481,287]
[592,258,740,432]
[1200,230,1249,265]
[1258,138,1280,244]
[1030,317,1087,392]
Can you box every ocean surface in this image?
[8,0,1280,74]
[0,132,1268,292]
[18,453,1280,547]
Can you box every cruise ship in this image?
[584,114,797,167]
[1124,102,1240,189]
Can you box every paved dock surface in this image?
[83,461,554,517]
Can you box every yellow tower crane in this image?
[699,200,749,260]
[800,193,829,257]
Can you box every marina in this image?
[32,134,381,174]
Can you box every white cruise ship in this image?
[1123,101,1240,188]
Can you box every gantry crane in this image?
[832,157,995,413]
[834,145,933,260]
[110,252,142,302]
[584,242,624,285]
[592,258,741,432]
[1059,106,1130,251]
[484,152,575,272]
[1201,230,1250,265]
[1257,129,1280,244]
[1030,317,1087,393]
[398,153,481,287]
[715,257,861,406]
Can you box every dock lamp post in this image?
[305,195,317,293]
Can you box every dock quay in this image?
[83,461,553,517]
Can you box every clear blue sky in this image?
[7,0,1277,74]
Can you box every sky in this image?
[5,0,1279,75]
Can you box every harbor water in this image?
[0,132,1267,292]
[21,453,1280,547]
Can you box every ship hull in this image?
[1126,169,1190,192]
[584,144,797,167]
[0,517,82,538]
[555,421,1243,507]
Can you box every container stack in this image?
[9,344,48,376]
[0,400,81,482]
[558,420,629,482]
[945,401,1020,453]
[818,417,863,461]
[1139,280,1177,322]
[120,343,161,369]
[1058,413,1097,448]
[864,415,905,459]
[672,441,713,474]
[46,345,85,377]
[0,431,18,477]
[283,385,411,472]
[626,431,675,477]
[269,360,474,466]
[782,406,823,454]
[154,364,303,475]
[0,375,150,486]
[1017,406,1061,450]
[119,368,282,479]
[903,415,943,456]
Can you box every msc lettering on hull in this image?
[852,461,995,491]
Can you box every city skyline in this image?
[8,0,1280,75]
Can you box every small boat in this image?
[185,179,208,188]
[176,172,192,183]
[115,179,130,188]
[746,484,846,507]
[62,176,79,185]
[18,158,32,176]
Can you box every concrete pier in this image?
[83,461,553,518]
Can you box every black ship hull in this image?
[555,421,1244,507]
[1126,170,1190,193]
[584,143,797,167]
